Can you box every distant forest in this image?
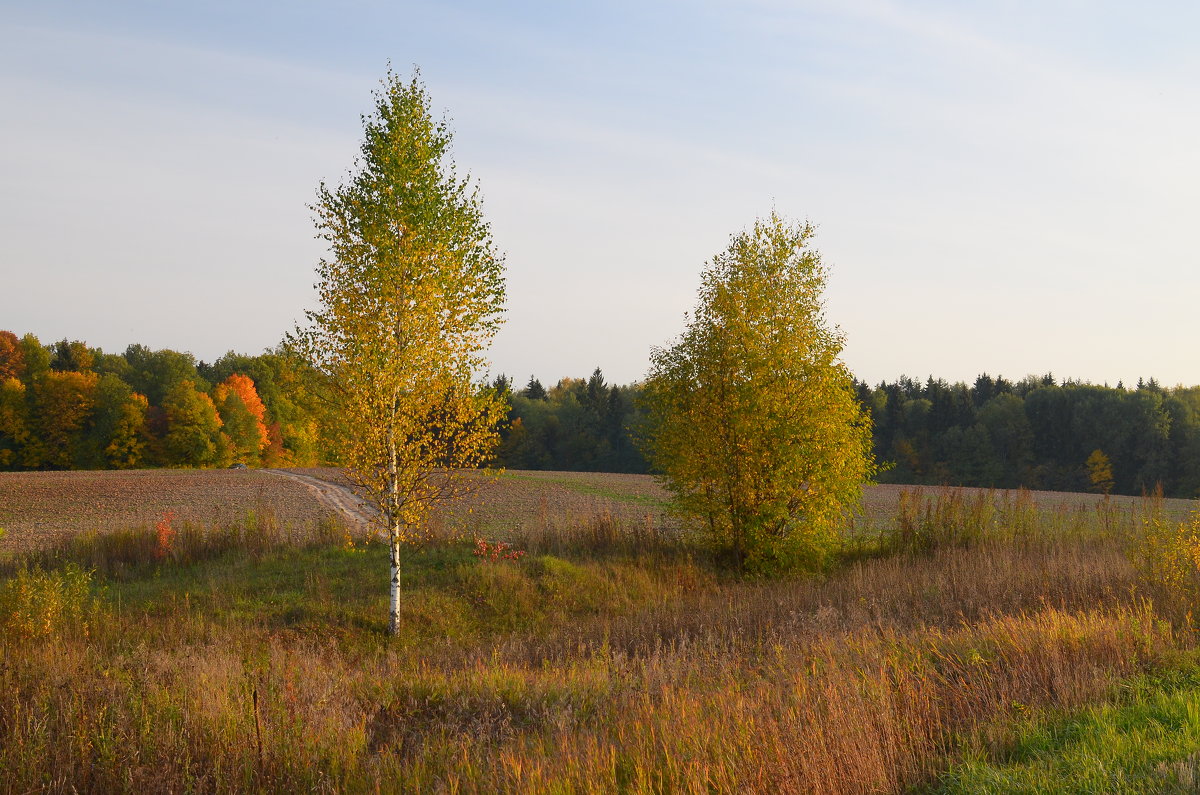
[2,330,1198,497]
[854,374,1200,497]
[491,370,1200,498]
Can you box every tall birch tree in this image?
[296,69,506,635]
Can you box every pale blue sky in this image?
[3,1,1198,387]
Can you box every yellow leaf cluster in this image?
[642,213,875,573]
[296,69,506,551]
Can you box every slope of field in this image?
[0,469,337,554]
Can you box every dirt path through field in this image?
[260,469,379,532]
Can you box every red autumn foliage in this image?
[473,538,525,562]
[263,421,288,466]
[155,509,177,560]
[214,374,269,453]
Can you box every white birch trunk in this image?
[388,428,402,636]
[389,530,401,635]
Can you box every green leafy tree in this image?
[123,345,207,406]
[266,352,326,466]
[161,380,230,468]
[641,213,875,574]
[295,68,507,635]
[18,334,50,385]
[0,377,31,469]
[34,370,99,469]
[82,374,150,469]
[976,393,1034,488]
[50,339,95,372]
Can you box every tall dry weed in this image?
[6,510,347,577]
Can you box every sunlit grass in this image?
[2,483,1198,791]
[934,661,1200,794]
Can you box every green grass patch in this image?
[96,537,692,648]
[934,662,1200,794]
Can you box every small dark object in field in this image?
[229,463,248,470]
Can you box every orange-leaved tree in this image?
[0,331,25,382]
[213,374,269,465]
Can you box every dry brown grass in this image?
[0,539,1170,793]
[3,471,1199,791]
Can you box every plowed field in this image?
[288,467,673,536]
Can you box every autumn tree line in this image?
[0,331,327,470]
[0,327,649,475]
[5,328,1200,499]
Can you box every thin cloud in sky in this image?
[1,1,1198,387]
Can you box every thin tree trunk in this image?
[389,530,401,635]
[388,427,402,636]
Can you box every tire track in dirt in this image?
[261,469,379,533]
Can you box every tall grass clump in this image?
[0,563,97,640]
[1129,503,1200,629]
[878,487,1147,557]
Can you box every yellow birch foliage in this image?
[642,213,875,574]
[296,68,506,552]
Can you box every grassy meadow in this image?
[3,470,1200,792]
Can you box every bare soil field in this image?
[0,469,338,554]
[288,467,674,537]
